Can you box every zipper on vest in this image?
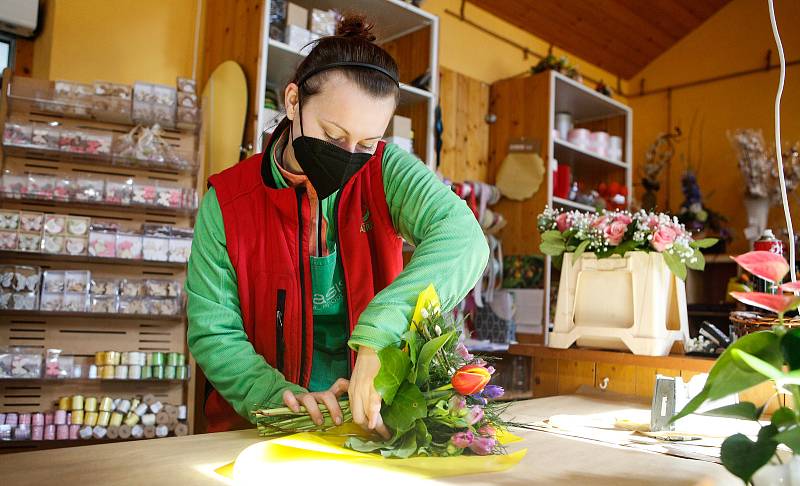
[276,288,286,371]
[296,188,309,386]
[333,193,353,374]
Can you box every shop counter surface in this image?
[0,393,737,485]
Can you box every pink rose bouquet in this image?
[537,207,718,279]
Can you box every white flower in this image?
[434,325,442,336]
[421,308,429,319]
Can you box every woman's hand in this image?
[282,377,349,426]
[348,346,390,439]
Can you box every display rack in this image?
[0,70,202,451]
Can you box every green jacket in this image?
[186,142,489,423]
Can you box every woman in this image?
[187,14,488,436]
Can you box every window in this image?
[0,34,14,72]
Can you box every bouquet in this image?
[537,207,717,280]
[729,129,800,204]
[253,285,513,458]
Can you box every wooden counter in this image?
[0,393,737,485]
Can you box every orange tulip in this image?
[451,364,491,396]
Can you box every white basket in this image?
[549,251,688,356]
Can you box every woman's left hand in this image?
[348,346,391,439]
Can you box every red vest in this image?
[204,127,403,432]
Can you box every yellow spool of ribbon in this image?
[58,396,71,411]
[109,412,124,427]
[71,395,84,411]
[71,410,84,425]
[85,397,98,412]
[99,397,113,412]
[84,412,98,427]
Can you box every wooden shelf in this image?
[552,196,596,212]
[0,310,182,321]
[265,39,434,109]
[553,71,629,122]
[0,250,187,269]
[508,344,715,373]
[0,195,196,218]
[1,378,188,385]
[553,138,628,169]
[0,437,163,454]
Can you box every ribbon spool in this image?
[174,423,188,437]
[32,413,44,426]
[166,352,180,367]
[71,395,84,411]
[99,397,114,412]
[106,426,119,439]
[69,424,80,440]
[79,425,93,440]
[141,413,156,426]
[58,396,71,411]
[117,399,131,414]
[115,365,129,380]
[165,405,178,421]
[110,412,124,427]
[177,405,187,421]
[97,411,111,427]
[155,424,169,438]
[150,401,163,414]
[92,426,107,439]
[100,366,115,379]
[84,412,98,427]
[130,398,140,411]
[95,351,105,366]
[54,410,67,425]
[151,366,165,380]
[141,366,153,380]
[88,365,98,379]
[128,365,142,380]
[175,366,187,380]
[164,366,176,380]
[134,403,148,417]
[32,426,43,440]
[147,352,165,367]
[71,410,84,425]
[85,397,98,412]
[131,424,144,439]
[124,412,140,427]
[143,394,156,406]
[44,424,56,440]
[56,424,69,440]
[156,411,170,425]
[143,425,156,439]
[118,424,131,439]
[19,413,31,426]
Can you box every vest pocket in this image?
[275,288,286,371]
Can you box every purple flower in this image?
[455,343,473,361]
[450,431,474,448]
[486,366,496,375]
[449,394,466,412]
[466,405,484,425]
[469,436,496,455]
[470,394,488,406]
[483,385,505,399]
[473,358,487,367]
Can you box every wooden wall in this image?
[437,67,490,182]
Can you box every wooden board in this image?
[532,356,557,398]
[437,67,490,182]
[555,359,595,395]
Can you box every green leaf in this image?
[720,426,778,483]
[383,381,427,435]
[701,402,761,421]
[771,407,796,428]
[374,347,412,405]
[380,429,417,458]
[414,331,455,386]
[403,329,421,367]
[541,230,564,242]
[661,250,687,280]
[571,240,590,266]
[345,437,394,453]
[540,240,566,257]
[774,426,800,454]
[415,419,432,449]
[673,331,782,422]
[611,239,640,257]
[685,249,706,271]
[781,328,800,370]
[731,349,785,381]
[690,238,719,249]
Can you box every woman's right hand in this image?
[282,378,349,426]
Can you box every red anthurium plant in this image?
[673,251,800,483]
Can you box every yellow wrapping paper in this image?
[216,424,526,481]
[411,283,440,331]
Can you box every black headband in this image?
[297,61,400,88]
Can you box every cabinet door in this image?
[740,382,782,415]
[595,363,636,395]
[556,360,595,395]
[532,357,558,398]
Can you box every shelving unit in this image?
[255,0,439,166]
[0,70,201,451]
[488,69,633,338]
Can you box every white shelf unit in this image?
[543,71,633,341]
[256,0,439,167]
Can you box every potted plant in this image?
[673,251,800,484]
[538,208,717,355]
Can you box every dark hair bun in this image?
[336,14,377,42]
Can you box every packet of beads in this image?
[65,270,90,293]
[3,121,32,147]
[120,278,145,297]
[19,211,43,233]
[144,279,182,298]
[42,270,65,293]
[92,81,133,124]
[90,293,118,313]
[59,129,112,157]
[119,296,148,314]
[53,81,92,118]
[111,126,140,165]
[42,234,65,254]
[168,227,193,263]
[53,175,74,201]
[148,296,180,316]
[65,237,88,256]
[26,173,55,200]
[104,176,133,205]
[183,187,198,211]
[116,231,142,259]
[40,291,63,311]
[30,123,60,151]
[88,222,118,258]
[44,349,73,379]
[142,224,171,261]
[1,170,27,198]
[177,76,197,94]
[0,210,19,230]
[0,231,17,250]
[155,181,183,209]
[1,265,41,293]
[63,292,88,312]
[43,214,66,235]
[0,347,43,379]
[74,175,105,203]
[91,277,119,296]
[11,292,37,310]
[132,180,158,207]
[66,216,90,237]
[135,125,169,164]
[17,232,42,252]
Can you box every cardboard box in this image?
[384,136,413,154]
[286,2,308,28]
[386,115,412,139]
[310,9,337,36]
[286,25,311,53]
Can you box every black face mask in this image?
[290,98,372,199]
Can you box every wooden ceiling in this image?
[466,0,732,79]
